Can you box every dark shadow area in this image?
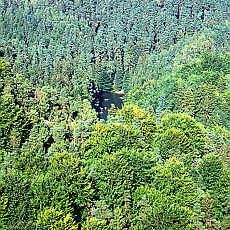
[92,91,124,121]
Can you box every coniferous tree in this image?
[97,71,113,92]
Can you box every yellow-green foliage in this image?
[0,194,8,227]
[81,217,111,230]
[132,158,197,230]
[139,115,156,141]
[155,127,193,163]
[36,208,78,230]
[155,158,197,205]
[160,113,208,157]
[82,122,145,160]
[31,152,93,221]
[0,149,7,163]
[111,104,157,141]
[117,104,148,124]
[221,215,230,230]
[0,58,13,90]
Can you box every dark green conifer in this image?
[97,71,113,92]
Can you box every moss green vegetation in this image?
[0,1,230,229]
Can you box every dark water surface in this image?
[92,91,124,121]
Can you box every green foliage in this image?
[81,217,111,230]
[36,208,78,230]
[114,71,123,91]
[120,148,160,187]
[21,121,51,155]
[198,154,227,191]
[0,1,229,227]
[194,83,219,126]
[117,104,149,124]
[198,154,230,218]
[176,82,195,117]
[122,72,131,93]
[0,85,31,153]
[0,169,35,228]
[0,58,13,91]
[114,104,157,141]
[208,126,230,163]
[90,151,134,209]
[133,186,195,230]
[127,51,230,130]
[198,192,220,229]
[0,194,8,228]
[152,157,198,207]
[160,113,208,157]
[0,151,93,228]
[132,158,198,230]
[0,149,7,163]
[31,152,93,222]
[13,151,44,175]
[221,215,230,230]
[82,122,145,160]
[98,72,113,92]
[155,127,194,164]
[70,99,98,152]
[91,147,160,210]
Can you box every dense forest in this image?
[0,0,230,229]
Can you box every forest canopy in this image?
[0,0,230,229]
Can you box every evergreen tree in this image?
[122,71,130,93]
[114,70,123,91]
[97,71,113,92]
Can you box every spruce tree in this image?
[97,71,113,92]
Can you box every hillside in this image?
[0,0,230,229]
